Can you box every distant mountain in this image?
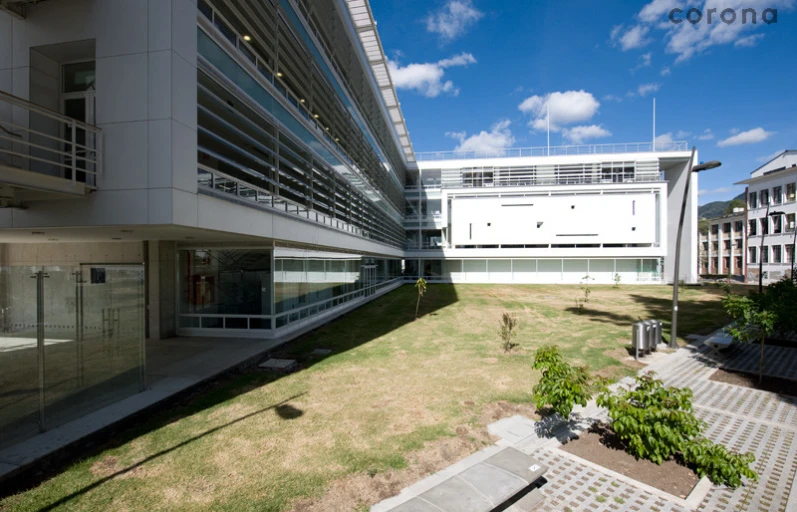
[699,193,745,219]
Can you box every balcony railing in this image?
[415,141,689,161]
[0,90,102,189]
[198,165,402,247]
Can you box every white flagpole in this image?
[547,104,550,155]
[652,98,656,150]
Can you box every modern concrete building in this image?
[736,150,797,284]
[698,209,746,278]
[0,0,700,449]
[405,147,697,285]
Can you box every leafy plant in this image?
[596,373,703,464]
[499,312,519,352]
[613,273,621,288]
[597,373,758,488]
[574,275,594,313]
[532,345,599,418]
[683,438,758,488]
[581,275,594,303]
[722,294,776,383]
[414,278,427,319]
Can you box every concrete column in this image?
[146,240,176,340]
[663,158,699,283]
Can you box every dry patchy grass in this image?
[1,284,732,512]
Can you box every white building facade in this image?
[737,150,797,284]
[698,210,746,279]
[405,147,699,285]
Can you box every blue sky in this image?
[370,0,797,204]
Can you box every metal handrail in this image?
[0,90,102,186]
[415,141,689,161]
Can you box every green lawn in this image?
[1,284,733,512]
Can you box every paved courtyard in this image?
[374,334,797,511]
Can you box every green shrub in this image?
[596,373,703,464]
[532,346,596,418]
[597,373,758,487]
[683,438,758,488]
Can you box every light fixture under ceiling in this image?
[242,34,252,42]
[276,72,283,77]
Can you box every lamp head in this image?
[692,160,722,173]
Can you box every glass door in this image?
[61,61,95,184]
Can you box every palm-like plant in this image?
[414,278,427,319]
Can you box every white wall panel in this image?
[450,193,658,246]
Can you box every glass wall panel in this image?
[512,259,537,273]
[538,259,562,277]
[463,260,487,273]
[179,249,272,318]
[0,264,144,449]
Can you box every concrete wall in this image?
[0,0,198,230]
[147,240,177,340]
[663,158,698,283]
[449,193,659,247]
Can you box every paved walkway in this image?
[0,336,286,481]
[373,332,797,511]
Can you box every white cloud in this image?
[449,119,515,156]
[612,0,794,63]
[735,34,765,47]
[637,83,661,96]
[675,130,691,139]
[661,66,671,76]
[632,52,653,72]
[437,53,477,67]
[611,24,651,51]
[698,187,733,197]
[717,127,774,147]
[756,149,785,163]
[426,0,484,42]
[698,129,715,140]
[654,132,675,148]
[666,0,794,63]
[603,94,623,103]
[638,0,685,23]
[388,53,477,97]
[562,125,612,144]
[518,90,601,131]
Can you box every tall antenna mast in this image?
[547,104,551,155]
[652,97,656,150]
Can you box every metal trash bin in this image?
[632,321,647,360]
[644,320,656,352]
[651,320,662,351]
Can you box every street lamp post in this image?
[791,221,797,282]
[670,148,721,348]
[759,208,786,293]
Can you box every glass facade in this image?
[0,265,145,449]
[178,248,402,333]
[404,258,662,283]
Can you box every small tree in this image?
[722,294,776,383]
[499,312,519,352]
[532,345,597,419]
[414,278,427,319]
[574,275,594,313]
[597,373,702,464]
[613,273,621,288]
